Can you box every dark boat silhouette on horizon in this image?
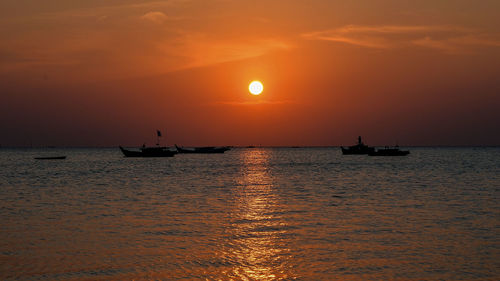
[119,130,177,157]
[175,145,230,154]
[369,146,410,156]
[341,136,375,155]
[34,156,66,160]
[119,146,177,157]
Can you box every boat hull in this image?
[34,156,66,160]
[119,146,176,157]
[341,146,375,155]
[368,149,410,156]
[175,145,230,154]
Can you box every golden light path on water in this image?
[223,149,294,280]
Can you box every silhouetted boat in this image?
[119,146,177,157]
[34,156,66,160]
[341,136,375,155]
[119,130,178,157]
[175,145,230,154]
[368,146,410,156]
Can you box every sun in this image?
[249,81,263,95]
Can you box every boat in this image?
[341,136,375,155]
[368,146,410,156]
[119,146,177,157]
[175,145,230,154]
[119,130,178,157]
[34,156,66,160]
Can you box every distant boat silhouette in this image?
[341,136,375,155]
[34,156,66,160]
[119,130,177,157]
[175,145,230,154]
[119,146,177,157]
[369,146,410,156]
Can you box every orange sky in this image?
[1,0,499,146]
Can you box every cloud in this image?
[161,34,292,69]
[331,25,472,34]
[303,25,500,54]
[411,36,460,53]
[304,34,390,49]
[141,11,169,24]
[211,100,297,106]
[412,35,500,54]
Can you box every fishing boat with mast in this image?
[341,136,375,155]
[119,130,177,157]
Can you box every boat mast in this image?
[156,130,162,146]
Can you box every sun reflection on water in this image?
[224,149,294,280]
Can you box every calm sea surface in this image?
[0,147,499,280]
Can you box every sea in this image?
[0,147,499,280]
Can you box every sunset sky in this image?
[1,0,499,146]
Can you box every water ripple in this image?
[0,147,499,280]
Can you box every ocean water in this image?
[0,147,499,280]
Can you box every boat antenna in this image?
[156,130,162,146]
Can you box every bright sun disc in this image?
[249,81,263,95]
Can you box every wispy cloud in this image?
[162,35,292,69]
[211,100,297,106]
[0,0,190,23]
[141,11,169,24]
[302,25,500,53]
[412,35,500,53]
[304,34,390,49]
[330,25,472,34]
[0,0,290,78]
